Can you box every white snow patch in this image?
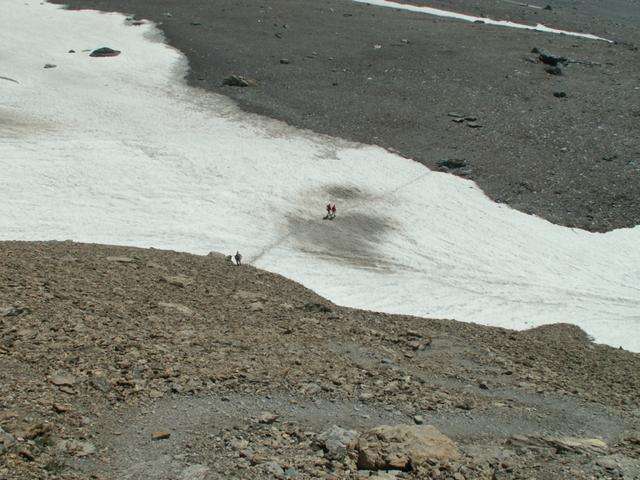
[352,0,612,42]
[1,2,638,351]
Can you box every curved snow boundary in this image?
[1,2,639,351]
[352,0,612,42]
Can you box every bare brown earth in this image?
[1,241,639,479]
[49,0,640,232]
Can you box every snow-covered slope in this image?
[1,2,638,350]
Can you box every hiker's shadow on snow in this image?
[286,211,395,271]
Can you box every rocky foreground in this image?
[1,241,639,479]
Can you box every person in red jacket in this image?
[331,204,336,217]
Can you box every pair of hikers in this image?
[325,203,337,219]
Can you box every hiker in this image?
[234,251,242,266]
[331,204,336,217]
[326,203,332,217]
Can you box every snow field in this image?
[1,1,638,350]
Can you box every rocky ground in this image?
[1,241,639,479]
[50,0,640,232]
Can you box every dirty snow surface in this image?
[1,1,639,351]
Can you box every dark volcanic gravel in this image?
[49,0,640,232]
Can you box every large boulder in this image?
[318,425,359,460]
[357,424,459,471]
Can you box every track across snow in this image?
[352,0,612,42]
[1,1,638,350]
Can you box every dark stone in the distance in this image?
[2,306,30,317]
[90,47,121,57]
[438,159,467,170]
[222,75,252,87]
[303,302,332,313]
[553,91,567,98]
[532,47,568,66]
[541,55,559,66]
